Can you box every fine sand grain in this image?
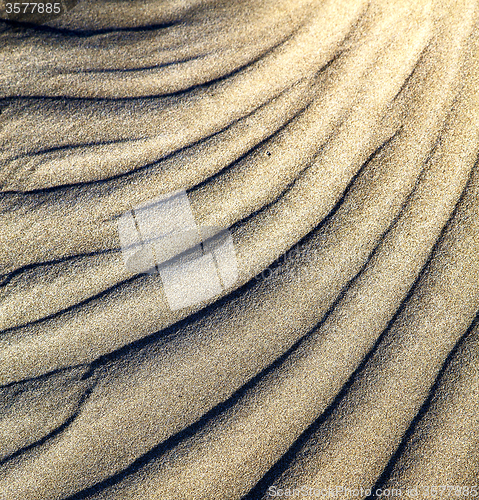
[0,0,478,499]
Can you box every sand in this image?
[0,0,478,499]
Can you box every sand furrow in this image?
[0,0,478,498]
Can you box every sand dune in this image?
[0,0,478,499]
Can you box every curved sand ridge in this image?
[0,0,479,499]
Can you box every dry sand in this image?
[0,0,478,499]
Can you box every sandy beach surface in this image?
[0,0,479,499]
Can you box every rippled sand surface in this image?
[1,0,479,499]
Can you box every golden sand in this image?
[0,0,478,499]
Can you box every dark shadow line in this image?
[4,137,139,163]
[189,82,329,195]
[0,19,181,37]
[78,53,209,74]
[0,371,98,466]
[0,98,284,195]
[390,36,433,105]
[0,246,117,290]
[0,272,142,334]
[0,361,92,390]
